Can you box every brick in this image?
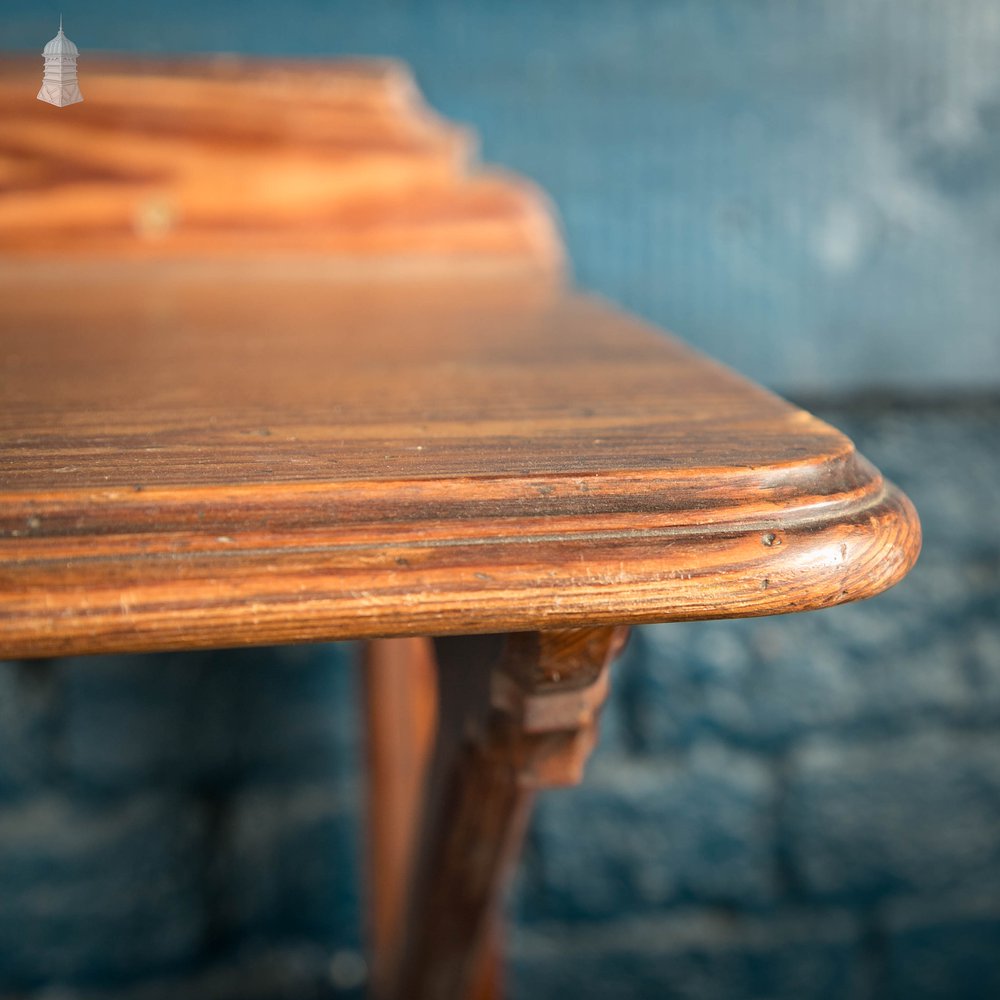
[0,793,207,987]
[968,616,1000,706]
[215,782,360,945]
[0,661,57,800]
[518,744,776,921]
[229,643,361,783]
[620,621,757,750]
[59,644,359,792]
[885,885,1000,1000]
[511,910,865,1000]
[783,731,1000,901]
[0,943,352,1000]
[57,649,234,791]
[625,598,975,752]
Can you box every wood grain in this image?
[0,56,561,271]
[363,637,439,999]
[0,54,922,1000]
[0,273,919,659]
[0,55,919,658]
[390,627,628,1000]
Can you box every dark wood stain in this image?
[0,55,921,1000]
[0,276,919,658]
[0,55,919,660]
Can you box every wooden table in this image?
[0,56,920,1000]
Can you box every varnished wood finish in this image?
[391,627,628,1000]
[0,57,918,658]
[0,56,560,270]
[363,637,439,998]
[0,273,919,658]
[1,54,921,1000]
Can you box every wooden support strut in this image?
[364,637,440,999]
[376,626,629,1000]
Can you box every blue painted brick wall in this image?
[510,399,1000,1000]
[0,646,365,998]
[1,1,999,997]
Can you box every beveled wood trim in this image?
[0,55,562,271]
[0,457,918,659]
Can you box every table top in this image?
[0,269,919,658]
[0,54,561,268]
[0,55,918,657]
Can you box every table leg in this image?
[363,637,439,998]
[376,626,629,1000]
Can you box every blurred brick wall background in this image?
[2,1,999,998]
[512,398,1000,1000]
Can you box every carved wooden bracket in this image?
[379,625,630,1000]
[490,627,630,786]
